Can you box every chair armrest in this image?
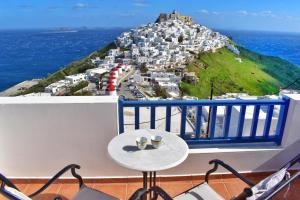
[150,186,173,200]
[29,164,83,198]
[0,174,19,190]
[128,188,148,200]
[256,170,300,200]
[205,159,255,187]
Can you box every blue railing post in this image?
[134,106,140,130]
[195,106,202,139]
[275,97,290,145]
[263,105,274,138]
[209,106,217,139]
[150,106,156,129]
[118,99,124,134]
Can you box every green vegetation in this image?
[140,63,149,73]
[239,47,300,89]
[154,84,169,99]
[65,81,89,96]
[178,35,184,43]
[17,42,116,95]
[181,47,300,99]
[73,90,93,96]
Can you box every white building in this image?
[45,80,70,95]
[86,68,109,79]
[158,82,180,97]
[65,73,87,85]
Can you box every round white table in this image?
[108,129,189,199]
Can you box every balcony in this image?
[0,94,300,199]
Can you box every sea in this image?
[0,28,300,92]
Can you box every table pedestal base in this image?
[142,171,157,200]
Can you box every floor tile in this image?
[191,175,205,186]
[57,183,79,200]
[126,182,144,199]
[224,181,247,198]
[93,183,127,200]
[159,181,193,197]
[209,182,231,200]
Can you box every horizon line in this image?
[1,27,300,34]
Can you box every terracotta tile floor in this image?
[1,173,299,200]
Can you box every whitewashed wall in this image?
[0,95,299,178]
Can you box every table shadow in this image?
[123,145,155,152]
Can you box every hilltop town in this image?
[21,11,239,99]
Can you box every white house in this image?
[65,73,87,85]
[86,68,108,79]
[45,80,70,95]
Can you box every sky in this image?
[1,0,300,32]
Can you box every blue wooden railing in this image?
[118,97,290,145]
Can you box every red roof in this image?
[109,75,116,79]
[107,84,115,91]
[110,71,116,75]
[107,80,115,85]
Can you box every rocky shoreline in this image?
[0,79,40,97]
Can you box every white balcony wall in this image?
[0,95,299,179]
[0,96,132,178]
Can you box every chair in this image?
[0,164,146,200]
[149,153,300,200]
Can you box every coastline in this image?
[0,79,40,97]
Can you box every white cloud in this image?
[198,9,222,15]
[133,2,148,7]
[237,10,248,16]
[260,10,276,17]
[132,0,148,7]
[72,3,97,10]
[199,9,209,14]
[237,10,276,18]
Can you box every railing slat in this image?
[250,105,260,138]
[275,97,290,145]
[118,100,124,134]
[134,106,140,130]
[180,106,187,138]
[263,105,274,138]
[223,106,232,138]
[209,106,217,139]
[195,106,202,139]
[166,106,171,132]
[150,106,156,129]
[237,105,246,138]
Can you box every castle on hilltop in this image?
[156,10,193,25]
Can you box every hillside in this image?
[239,47,300,89]
[180,47,300,99]
[17,42,116,95]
